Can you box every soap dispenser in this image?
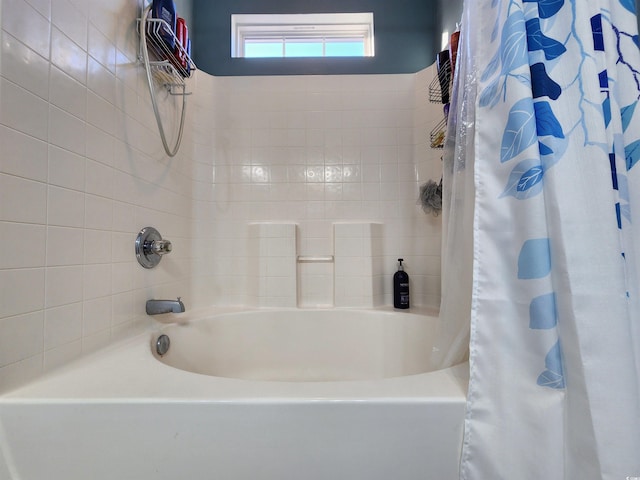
[393,258,410,309]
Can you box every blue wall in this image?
[192,0,439,76]
[191,0,639,76]
[437,0,462,47]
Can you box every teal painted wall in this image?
[190,0,639,76]
[191,0,439,76]
[436,0,462,49]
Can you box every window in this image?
[231,13,375,58]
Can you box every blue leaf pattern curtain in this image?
[453,0,640,478]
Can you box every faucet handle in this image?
[151,239,172,255]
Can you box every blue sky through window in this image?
[244,39,367,58]
[326,41,365,56]
[233,13,374,58]
[285,42,324,57]
[244,42,282,58]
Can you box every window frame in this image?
[231,13,375,58]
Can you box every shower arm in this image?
[138,4,188,158]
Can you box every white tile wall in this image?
[0,0,193,392]
[334,222,383,308]
[298,260,334,308]
[191,67,444,311]
[248,223,297,308]
[0,0,444,392]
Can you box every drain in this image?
[156,334,170,356]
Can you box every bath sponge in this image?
[418,179,442,216]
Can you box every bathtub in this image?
[0,307,468,480]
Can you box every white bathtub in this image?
[0,307,468,480]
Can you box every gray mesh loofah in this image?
[418,180,443,216]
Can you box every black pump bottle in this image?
[393,258,410,309]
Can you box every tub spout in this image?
[146,297,185,315]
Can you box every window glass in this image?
[325,41,365,57]
[285,41,324,57]
[245,42,283,58]
[232,13,374,58]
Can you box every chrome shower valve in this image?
[135,227,173,268]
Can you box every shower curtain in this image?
[436,0,640,478]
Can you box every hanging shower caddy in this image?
[428,61,450,104]
[137,4,196,157]
[428,59,451,150]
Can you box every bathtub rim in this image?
[1,306,468,403]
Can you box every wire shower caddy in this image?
[137,4,196,157]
